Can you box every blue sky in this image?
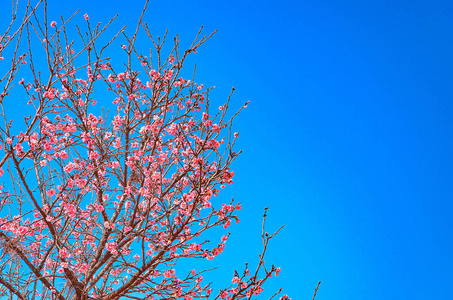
[3,0,453,299]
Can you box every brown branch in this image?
[312,281,321,300]
[0,276,27,300]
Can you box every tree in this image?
[0,0,292,299]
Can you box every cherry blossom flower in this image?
[46,189,56,197]
[59,248,71,259]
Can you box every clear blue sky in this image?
[3,0,453,299]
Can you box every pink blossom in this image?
[64,162,76,173]
[113,138,121,148]
[79,263,89,273]
[17,226,28,235]
[84,13,89,20]
[46,189,56,197]
[89,151,99,160]
[223,220,231,229]
[164,269,176,278]
[59,248,71,259]
[15,143,23,155]
[75,178,86,188]
[106,242,117,254]
[59,151,68,159]
[51,21,57,27]
[219,290,228,299]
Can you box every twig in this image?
[312,281,321,300]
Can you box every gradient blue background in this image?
[3,0,453,299]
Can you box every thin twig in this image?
[312,281,321,300]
